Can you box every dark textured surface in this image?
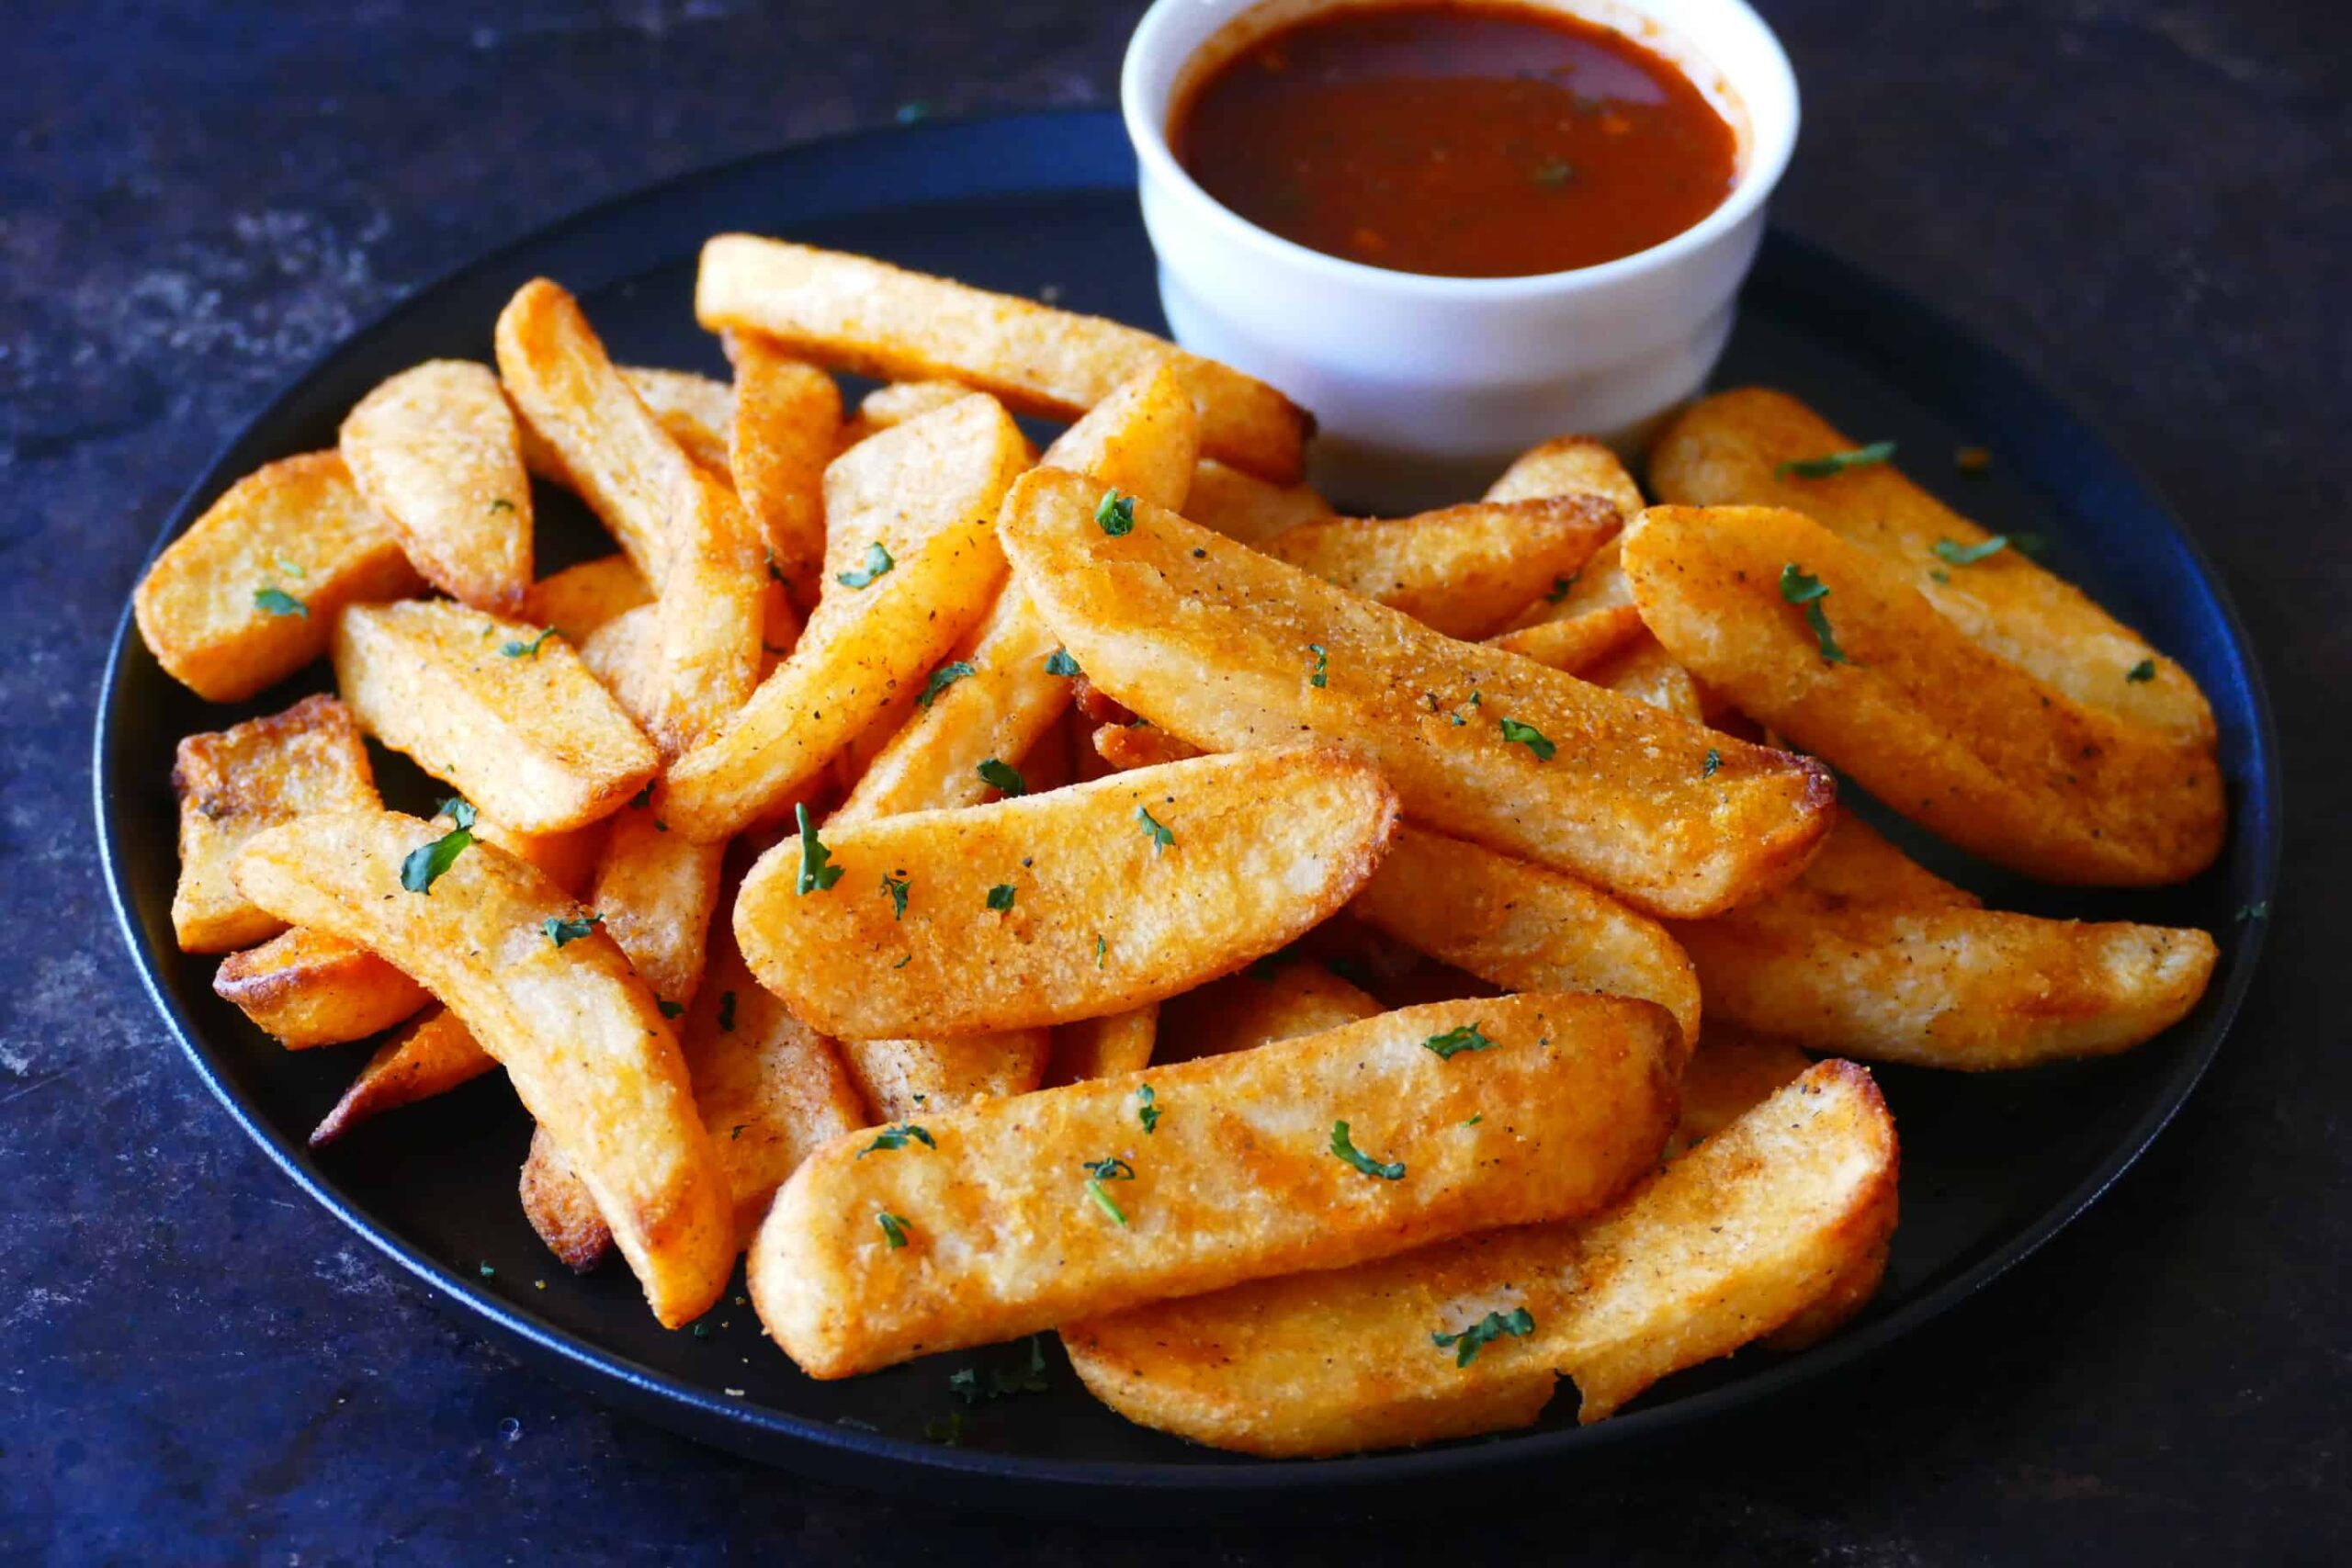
[6,0,2347,1561]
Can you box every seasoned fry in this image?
[1623,505,2225,885]
[696,235,1311,480]
[522,554,652,643]
[577,603,663,736]
[1155,960,1385,1065]
[1649,389,2214,747]
[660,394,1031,840]
[495,279,696,585]
[310,1007,497,1145]
[592,806,725,1010]
[334,598,658,833]
[1261,497,1618,639]
[726,336,841,592]
[1582,633,1703,721]
[620,366,734,480]
[1183,457,1333,545]
[752,993,1680,1378]
[339,360,533,612]
[134,452,425,703]
[649,467,764,757]
[1091,722,1202,773]
[1486,607,1645,671]
[837,1031,1050,1120]
[1045,1005,1159,1088]
[464,813,609,900]
[735,747,1398,1039]
[171,694,380,953]
[1487,434,1645,514]
[213,927,430,1048]
[1002,468,1834,918]
[839,378,969,448]
[1667,1026,1814,1155]
[1794,809,1977,909]
[1063,1059,1895,1455]
[522,1125,614,1272]
[233,808,732,1326]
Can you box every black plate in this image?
[96,111,2279,1512]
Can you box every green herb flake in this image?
[658,999,685,1020]
[501,627,558,659]
[541,911,605,947]
[718,990,737,1032]
[488,497,517,513]
[1082,1156,1135,1181]
[1431,1306,1535,1367]
[796,802,843,895]
[1136,1082,1159,1134]
[1307,643,1328,689]
[478,1262,496,1279]
[1086,1180,1129,1226]
[837,541,895,589]
[976,757,1027,796]
[1779,563,1853,665]
[1498,717,1555,761]
[1136,807,1175,854]
[949,1337,1049,1404]
[1044,648,1081,678]
[918,660,977,709]
[882,873,910,920]
[858,1123,936,1156]
[877,1212,910,1249]
[1544,573,1577,603]
[894,953,913,969]
[1329,1120,1405,1180]
[1421,1023,1498,1060]
[1775,441,1895,480]
[2235,901,2269,922]
[2126,659,2157,683]
[400,799,478,894]
[254,586,308,619]
[629,781,656,809]
[1932,535,2010,567]
[273,557,308,580]
[1930,569,1951,584]
[986,883,1016,912]
[1702,748,1723,778]
[1463,1113,1483,1128]
[1094,488,1136,536]
[1096,932,1108,969]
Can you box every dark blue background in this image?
[6,1,2346,1560]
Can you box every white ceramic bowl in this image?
[1121,0,1799,506]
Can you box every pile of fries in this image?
[136,236,2223,1456]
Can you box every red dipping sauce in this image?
[1172,3,1739,279]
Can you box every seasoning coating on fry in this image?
[836,1031,1051,1121]
[621,366,735,480]
[523,555,653,644]
[340,360,533,612]
[1182,457,1334,545]
[310,1007,497,1146]
[1262,497,1619,639]
[650,467,764,757]
[213,925,431,1048]
[1045,1004,1160,1088]
[725,337,840,591]
[1156,961,1385,1065]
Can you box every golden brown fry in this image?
[1182,457,1333,545]
[754,993,1680,1378]
[1091,722,1203,773]
[1487,434,1645,513]
[836,1031,1050,1120]
[1623,505,2224,886]
[577,603,663,736]
[1650,389,2214,747]
[838,378,970,448]
[310,1007,498,1145]
[339,360,533,612]
[522,1124,614,1272]
[1666,1025,1814,1155]
[213,927,430,1048]
[1064,1059,1896,1455]
[725,336,840,592]
[650,467,764,758]
[1583,632,1704,722]
[1155,960,1385,1065]
[736,747,1398,1039]
[1261,497,1618,639]
[1045,1005,1159,1088]
[1485,607,1645,672]
[659,395,1031,840]
[696,235,1310,480]
[522,554,653,643]
[495,279,696,585]
[465,813,610,901]
[234,808,732,1326]
[592,807,725,1011]
[1793,809,1977,909]
[134,453,425,703]
[171,694,380,953]
[620,366,735,481]
[1003,468,1834,919]
[334,598,658,833]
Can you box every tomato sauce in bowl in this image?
[1171,2,1738,279]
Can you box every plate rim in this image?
[94,107,2282,1501]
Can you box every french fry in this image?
[339,360,533,612]
[1350,824,1702,1049]
[1045,1005,1159,1088]
[836,1031,1051,1120]
[1155,960,1385,1065]
[838,378,969,448]
[1623,505,2225,886]
[1483,437,1647,652]
[333,598,658,833]
[495,279,696,586]
[725,335,841,592]
[620,366,734,480]
[1261,497,1619,639]
[659,394,1031,840]
[465,812,609,900]
[1001,468,1834,919]
[310,1007,497,1146]
[734,747,1399,1039]
[752,992,1680,1378]
[1581,633,1704,722]
[522,554,652,643]
[1091,722,1202,773]
[171,694,380,953]
[1487,434,1645,514]
[696,234,1311,481]
[522,1125,614,1272]
[834,365,1198,824]
[649,467,763,757]
[1062,1059,1895,1455]
[133,452,425,703]
[1182,457,1333,545]
[1792,808,1978,909]
[233,808,732,1326]
[1486,608,1645,672]
[1649,389,2215,747]
[213,927,430,1048]
[577,603,663,736]
[1666,1026,1814,1155]
[592,807,725,1011]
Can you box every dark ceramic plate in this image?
[96,111,2278,1514]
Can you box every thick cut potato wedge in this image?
[1487,434,1645,513]
[753,993,1680,1378]
[339,359,533,612]
[233,809,731,1326]
[726,336,840,592]
[835,365,1198,824]
[495,279,697,586]
[1063,1059,1895,1455]
[1044,1005,1159,1088]
[1487,608,1645,672]
[523,554,652,643]
[334,598,658,833]
[837,1031,1050,1120]
[660,395,1031,840]
[1351,825,1701,1049]
[621,366,734,480]
[697,235,1310,481]
[1794,808,1978,909]
[1667,1026,1814,1155]
[592,807,725,1010]
[1650,389,2214,747]
[213,927,430,1048]
[464,813,609,900]
[134,452,425,703]
[1092,722,1203,773]
[310,1007,497,1145]
[736,747,1399,1039]
[1155,961,1385,1065]
[1623,505,2225,886]
[172,694,380,953]
[1183,458,1333,545]
[578,603,663,736]
[839,378,969,448]
[523,1125,614,1272]
[650,468,764,757]
[1261,498,1619,639]
[1002,468,1833,919]
[1583,633,1704,721]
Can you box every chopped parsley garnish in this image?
[1498,717,1555,761]
[949,1337,1049,1404]
[478,1262,495,1279]
[541,912,604,947]
[629,780,655,809]
[501,627,558,658]
[837,541,895,588]
[400,799,478,894]
[881,873,910,919]
[254,586,307,619]
[1330,1120,1405,1180]
[1136,806,1175,854]
[1082,1156,1136,1181]
[488,497,517,513]
[1779,564,1852,665]
[2234,901,2269,922]
[2126,659,2157,683]
[1421,1023,1498,1060]
[1307,643,1328,689]
[1931,536,2010,567]
[986,883,1016,912]
[1776,441,1895,480]
[658,999,685,1019]
[857,1123,935,1156]
[1702,748,1723,778]
[976,757,1027,796]
[1096,932,1108,969]
[877,1212,910,1249]
[718,990,737,1032]
[1463,1113,1483,1128]
[1045,648,1081,678]
[1431,1306,1535,1367]
[273,557,307,580]
[1545,573,1577,603]
[796,803,842,895]
[1094,488,1136,536]
[1136,1083,1159,1134]
[1086,1180,1129,1225]
[918,660,976,709]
